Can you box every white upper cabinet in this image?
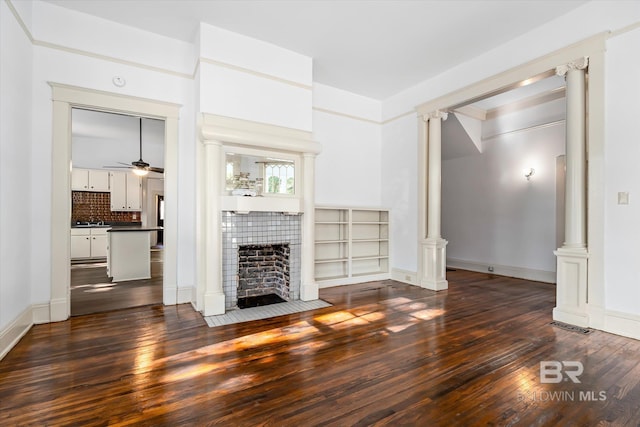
[71,168,110,192]
[109,171,141,211]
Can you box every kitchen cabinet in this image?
[109,171,142,211]
[70,227,109,259]
[71,168,110,192]
[314,207,389,287]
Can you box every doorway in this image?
[69,109,166,316]
[49,83,180,322]
[156,195,164,246]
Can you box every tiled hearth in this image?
[222,211,301,309]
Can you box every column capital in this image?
[202,139,223,147]
[421,110,449,122]
[555,57,589,77]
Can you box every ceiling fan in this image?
[106,117,164,176]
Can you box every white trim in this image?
[312,107,381,125]
[391,268,418,286]
[49,83,182,322]
[4,0,34,42]
[200,113,321,154]
[416,32,607,115]
[382,110,415,125]
[32,303,51,324]
[482,119,565,141]
[603,310,640,341]
[0,306,32,361]
[177,286,193,305]
[200,57,312,90]
[34,39,193,79]
[485,87,565,120]
[447,258,556,284]
[453,105,487,121]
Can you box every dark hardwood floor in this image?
[70,250,163,316]
[2,270,640,426]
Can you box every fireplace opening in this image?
[237,243,290,309]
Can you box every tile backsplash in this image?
[72,191,141,223]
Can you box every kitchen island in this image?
[107,226,163,282]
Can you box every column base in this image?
[203,292,226,316]
[553,246,588,327]
[420,238,448,291]
[300,280,319,301]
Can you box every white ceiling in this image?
[43,0,587,100]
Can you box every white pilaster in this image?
[420,111,449,291]
[300,153,319,300]
[203,140,226,315]
[554,57,589,327]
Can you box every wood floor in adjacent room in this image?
[70,249,163,316]
[2,270,640,426]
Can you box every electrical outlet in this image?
[488,266,494,272]
[405,275,411,282]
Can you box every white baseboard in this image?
[163,286,178,305]
[0,306,33,361]
[603,309,640,340]
[391,268,418,285]
[177,286,193,305]
[32,303,51,324]
[446,258,556,283]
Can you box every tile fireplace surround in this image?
[222,211,301,309]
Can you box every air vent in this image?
[550,321,593,334]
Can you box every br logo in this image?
[540,361,583,383]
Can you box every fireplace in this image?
[198,114,321,316]
[222,211,301,309]
[237,243,290,308]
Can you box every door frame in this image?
[415,32,607,328]
[49,83,181,321]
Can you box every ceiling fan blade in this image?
[149,167,164,173]
[104,165,132,169]
[117,161,132,166]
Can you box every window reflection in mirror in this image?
[225,153,295,195]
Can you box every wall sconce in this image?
[524,168,535,181]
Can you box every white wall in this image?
[313,84,383,207]
[604,26,640,316]
[381,114,418,273]
[25,1,197,304]
[442,109,565,279]
[0,0,33,332]
[198,23,313,131]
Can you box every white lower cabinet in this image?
[315,207,390,287]
[70,228,110,259]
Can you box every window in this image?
[265,162,294,195]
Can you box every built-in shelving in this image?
[314,207,389,287]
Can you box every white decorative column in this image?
[300,152,319,301]
[553,57,589,327]
[203,140,226,315]
[420,110,449,291]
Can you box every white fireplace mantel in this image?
[196,113,321,316]
[200,113,321,155]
